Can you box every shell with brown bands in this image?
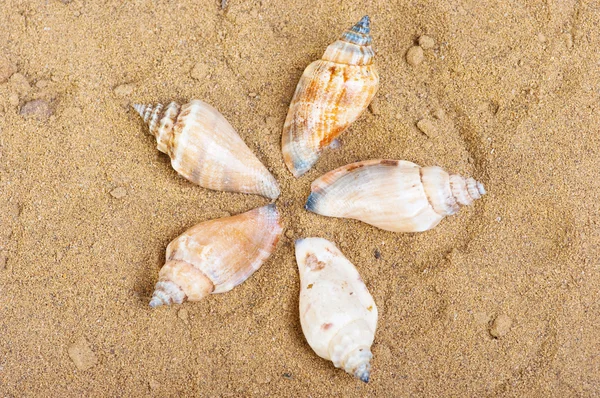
[281,16,379,177]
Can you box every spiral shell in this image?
[281,16,379,177]
[305,159,486,232]
[296,237,377,382]
[149,204,283,308]
[134,100,280,199]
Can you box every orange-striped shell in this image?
[281,16,379,177]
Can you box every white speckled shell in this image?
[134,100,280,199]
[282,16,379,177]
[150,205,283,308]
[306,159,486,232]
[296,237,377,382]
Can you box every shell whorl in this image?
[149,280,186,308]
[149,259,215,308]
[133,103,163,136]
[133,102,181,155]
[329,320,374,383]
[340,15,372,46]
[421,166,485,216]
[345,348,372,383]
[449,175,486,207]
[322,16,375,65]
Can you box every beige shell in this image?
[134,100,280,199]
[149,204,283,308]
[306,159,486,232]
[281,16,379,177]
[296,237,377,382]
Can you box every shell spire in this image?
[281,17,379,177]
[149,204,283,308]
[133,100,280,199]
[133,103,146,118]
[305,159,485,233]
[341,15,371,44]
[296,238,378,382]
[354,15,370,33]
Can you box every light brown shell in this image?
[281,16,379,177]
[306,159,486,232]
[134,100,280,199]
[149,204,283,308]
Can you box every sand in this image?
[1,0,599,396]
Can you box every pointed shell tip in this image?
[477,182,486,195]
[132,103,145,118]
[149,297,163,308]
[352,15,371,34]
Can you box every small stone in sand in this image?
[282,372,293,380]
[0,252,7,270]
[35,79,49,89]
[110,187,127,199]
[473,311,490,325]
[20,100,53,120]
[368,99,380,115]
[374,249,381,259]
[0,57,17,83]
[8,93,19,107]
[9,73,31,94]
[489,314,512,338]
[433,109,445,119]
[68,337,98,371]
[285,229,294,239]
[190,62,210,80]
[248,92,258,98]
[113,83,134,97]
[178,308,189,322]
[417,119,438,137]
[148,380,160,391]
[406,46,424,67]
[328,138,341,150]
[418,35,435,50]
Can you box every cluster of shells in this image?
[133,16,485,383]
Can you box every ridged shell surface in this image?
[149,204,283,308]
[134,100,280,199]
[282,16,379,177]
[296,237,378,382]
[306,159,486,232]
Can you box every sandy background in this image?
[1,0,599,396]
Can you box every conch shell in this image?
[149,204,283,308]
[296,237,378,382]
[134,100,280,199]
[306,159,486,232]
[281,16,379,177]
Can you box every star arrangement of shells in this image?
[132,16,485,383]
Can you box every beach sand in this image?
[0,0,599,396]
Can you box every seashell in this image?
[305,159,486,232]
[149,204,283,308]
[296,237,378,382]
[133,100,280,199]
[281,16,379,177]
